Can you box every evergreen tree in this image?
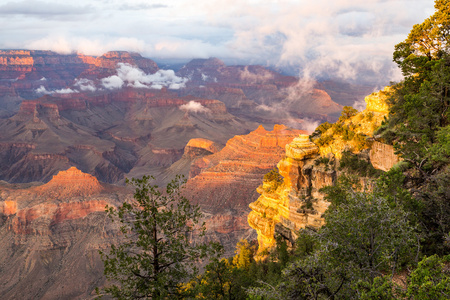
[377,0,450,254]
[97,175,213,299]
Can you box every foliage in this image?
[338,150,383,177]
[358,276,400,300]
[185,239,261,299]
[338,106,358,122]
[393,0,450,78]
[407,255,450,299]
[98,175,213,299]
[379,59,450,175]
[311,121,332,138]
[182,244,234,300]
[312,106,369,152]
[263,168,284,192]
[376,0,450,255]
[314,156,330,166]
[233,239,256,269]
[249,176,417,299]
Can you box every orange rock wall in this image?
[36,166,103,197]
[248,135,334,252]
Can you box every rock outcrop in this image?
[0,169,129,299]
[369,141,401,171]
[248,135,333,251]
[185,124,307,213]
[184,138,222,159]
[35,166,103,197]
[0,87,257,183]
[316,86,392,159]
[248,87,402,253]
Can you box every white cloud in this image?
[101,63,188,90]
[74,78,96,92]
[101,75,124,90]
[36,85,51,95]
[34,85,78,95]
[240,66,274,84]
[128,80,149,89]
[28,36,73,54]
[35,85,76,94]
[256,104,276,112]
[0,1,91,17]
[26,35,146,56]
[197,0,435,84]
[301,118,320,133]
[54,87,76,94]
[179,101,210,113]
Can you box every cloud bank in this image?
[36,85,77,95]
[1,0,436,85]
[101,63,188,90]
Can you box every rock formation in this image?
[369,141,401,172]
[182,125,306,255]
[185,125,307,212]
[0,168,129,299]
[0,87,257,183]
[248,135,332,251]
[316,86,392,159]
[35,166,103,197]
[184,138,222,159]
[248,87,402,253]
[177,57,343,125]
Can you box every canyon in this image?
[0,124,305,298]
[0,49,381,299]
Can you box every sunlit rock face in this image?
[317,86,392,159]
[184,138,221,159]
[369,141,401,171]
[185,124,306,213]
[36,166,103,197]
[365,86,391,114]
[248,135,333,252]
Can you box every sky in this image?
[0,0,436,84]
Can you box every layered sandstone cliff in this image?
[35,166,103,197]
[248,135,333,251]
[0,167,128,299]
[0,86,257,184]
